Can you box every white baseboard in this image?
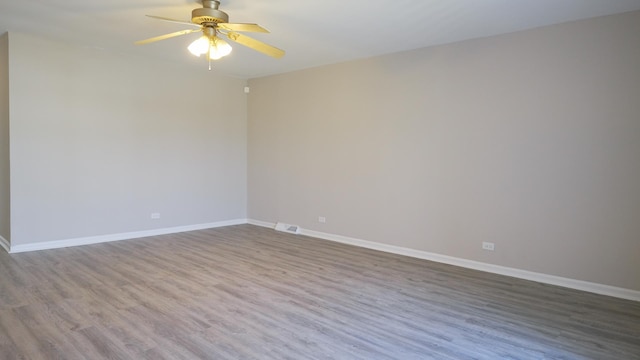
[8,218,248,254]
[248,219,640,302]
[0,235,9,253]
[247,219,277,228]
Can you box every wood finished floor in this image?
[0,225,639,359]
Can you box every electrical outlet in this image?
[150,213,160,219]
[318,216,326,223]
[482,242,495,251]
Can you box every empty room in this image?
[1,0,639,359]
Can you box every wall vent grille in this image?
[274,222,301,234]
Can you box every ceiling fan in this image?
[135,0,285,69]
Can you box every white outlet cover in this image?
[482,242,495,251]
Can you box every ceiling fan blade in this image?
[217,23,269,33]
[134,29,200,45]
[146,15,199,27]
[226,32,285,58]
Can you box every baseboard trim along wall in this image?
[7,219,248,254]
[0,235,9,253]
[247,219,640,302]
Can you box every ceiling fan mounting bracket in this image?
[192,0,229,25]
[202,26,216,37]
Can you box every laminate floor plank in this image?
[1,224,639,359]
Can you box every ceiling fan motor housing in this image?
[192,0,229,24]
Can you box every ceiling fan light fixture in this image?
[188,34,232,60]
[188,35,211,56]
[209,38,232,59]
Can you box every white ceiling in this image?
[1,0,640,78]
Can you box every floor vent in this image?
[274,222,301,234]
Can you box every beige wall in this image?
[8,33,247,246]
[248,11,640,290]
[0,33,9,242]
